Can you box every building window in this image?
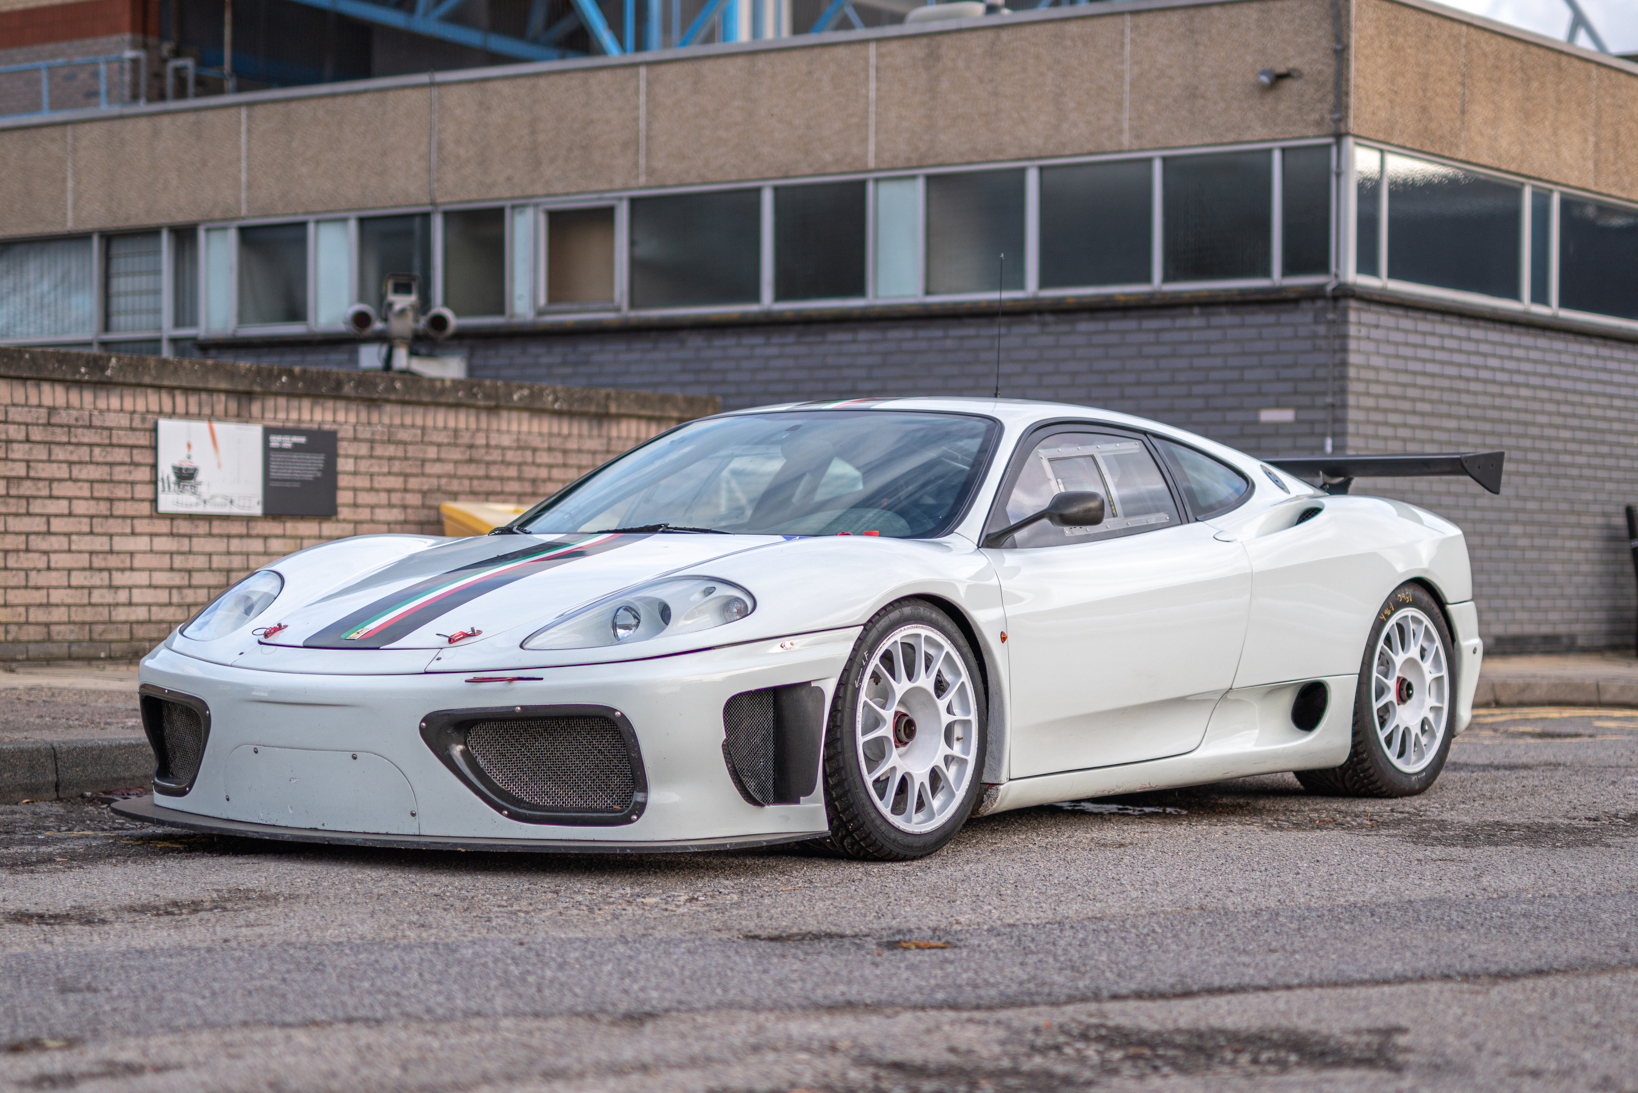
[1355,146,1381,278]
[442,207,506,317]
[203,227,232,332]
[103,232,163,333]
[1559,197,1638,320]
[1281,145,1331,278]
[1163,150,1272,282]
[630,190,760,309]
[172,229,198,329]
[874,178,919,299]
[313,220,351,327]
[926,169,1024,295]
[1530,190,1551,306]
[238,223,308,325]
[0,237,94,338]
[1038,159,1152,289]
[359,213,431,313]
[546,207,616,306]
[775,180,866,302]
[1387,154,1520,300]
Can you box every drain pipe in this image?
[1323,0,1347,456]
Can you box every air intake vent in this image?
[467,716,634,813]
[720,684,826,807]
[421,704,646,825]
[138,686,210,796]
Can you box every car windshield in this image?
[520,410,999,538]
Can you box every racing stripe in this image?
[301,534,632,648]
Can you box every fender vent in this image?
[467,716,634,813]
[721,684,826,807]
[420,704,647,826]
[139,686,210,796]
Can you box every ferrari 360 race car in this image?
[115,398,1503,860]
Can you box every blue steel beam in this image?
[278,0,575,60]
[570,0,624,53]
[680,0,729,44]
[808,0,851,33]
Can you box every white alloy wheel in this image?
[854,624,979,834]
[1370,607,1450,774]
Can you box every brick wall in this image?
[0,347,715,663]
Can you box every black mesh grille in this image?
[154,699,205,788]
[466,717,635,813]
[723,690,778,806]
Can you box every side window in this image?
[1155,438,1251,519]
[998,431,1180,548]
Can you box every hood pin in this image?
[438,628,483,644]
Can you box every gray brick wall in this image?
[1339,299,1638,653]
[210,293,1638,650]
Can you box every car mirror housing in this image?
[982,491,1105,548]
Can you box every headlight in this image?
[522,576,755,651]
[181,571,284,641]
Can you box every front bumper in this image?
[128,628,859,846]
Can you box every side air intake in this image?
[421,705,647,825]
[721,684,826,806]
[138,685,211,796]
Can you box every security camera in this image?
[382,274,419,312]
[423,307,457,341]
[345,303,378,336]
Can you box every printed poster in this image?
[156,419,265,515]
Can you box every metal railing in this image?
[0,50,147,118]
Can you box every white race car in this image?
[116,398,1503,860]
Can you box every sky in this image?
[1434,0,1638,54]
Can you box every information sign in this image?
[156,419,338,517]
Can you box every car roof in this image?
[723,397,1199,445]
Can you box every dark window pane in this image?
[926,169,1024,295]
[775,180,866,301]
[1163,150,1272,281]
[1386,155,1520,299]
[1282,145,1331,277]
[1356,147,1380,277]
[443,208,505,317]
[1530,190,1551,305]
[630,190,760,308]
[1039,159,1152,288]
[1155,438,1249,519]
[172,229,198,328]
[547,207,616,305]
[1560,197,1638,319]
[104,232,162,333]
[359,214,431,313]
[238,223,307,325]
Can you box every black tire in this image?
[1297,582,1456,798]
[816,600,988,861]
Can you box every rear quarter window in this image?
[1155,438,1251,519]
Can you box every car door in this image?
[986,427,1252,778]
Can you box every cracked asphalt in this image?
[1,705,1636,1092]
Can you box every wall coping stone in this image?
[0,346,719,421]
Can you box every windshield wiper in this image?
[593,523,731,535]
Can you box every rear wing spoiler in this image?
[1267,451,1505,496]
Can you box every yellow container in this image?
[439,501,529,537]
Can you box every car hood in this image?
[255,532,777,651]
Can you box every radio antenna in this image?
[992,253,1004,400]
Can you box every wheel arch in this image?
[899,592,1008,787]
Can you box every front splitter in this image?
[111,795,825,854]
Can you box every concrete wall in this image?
[0,0,1343,235]
[0,347,715,662]
[1352,0,1638,203]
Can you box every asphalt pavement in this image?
[1,704,1635,1091]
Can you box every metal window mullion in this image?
[1150,157,1163,288]
[1549,189,1560,312]
[614,199,629,312]
[760,185,774,307]
[1271,147,1283,283]
[431,208,444,307]
[1024,165,1039,294]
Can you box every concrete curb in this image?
[1474,678,1638,708]
[0,737,152,804]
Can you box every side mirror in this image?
[1045,490,1105,527]
[982,490,1106,548]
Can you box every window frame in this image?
[982,420,1190,549]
